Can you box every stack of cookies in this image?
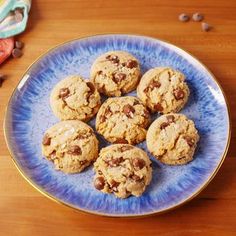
[42,51,199,199]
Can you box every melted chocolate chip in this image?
[166,115,175,123]
[153,103,163,112]
[184,136,195,147]
[59,88,70,99]
[67,145,82,155]
[120,145,133,152]
[42,134,51,145]
[94,177,105,190]
[160,122,170,130]
[173,88,185,100]
[114,138,128,144]
[112,73,126,83]
[132,158,146,170]
[133,99,141,105]
[131,174,141,181]
[106,55,119,64]
[149,80,161,90]
[86,82,95,93]
[108,157,124,167]
[126,60,138,69]
[123,104,135,118]
[110,180,119,192]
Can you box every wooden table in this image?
[0,0,236,235]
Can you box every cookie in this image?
[90,51,141,96]
[93,144,152,198]
[42,120,99,173]
[137,67,189,114]
[146,113,199,165]
[50,75,101,121]
[96,96,150,145]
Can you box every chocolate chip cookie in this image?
[96,96,150,145]
[50,75,101,121]
[93,144,152,198]
[90,51,141,96]
[146,113,199,165]
[42,120,99,173]
[137,67,189,113]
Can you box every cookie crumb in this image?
[201,22,211,32]
[178,13,190,22]
[192,13,204,22]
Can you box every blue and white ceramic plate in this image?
[4,34,230,217]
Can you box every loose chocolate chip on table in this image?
[153,103,163,112]
[178,13,190,22]
[12,48,23,58]
[173,88,185,100]
[114,138,128,144]
[126,60,138,69]
[123,104,135,118]
[192,13,204,22]
[132,158,145,170]
[166,115,175,123]
[67,145,82,155]
[59,87,70,99]
[184,136,195,147]
[112,73,126,83]
[15,41,24,49]
[160,122,170,130]
[94,176,105,190]
[14,9,23,22]
[149,80,161,89]
[202,22,211,32]
[42,134,51,145]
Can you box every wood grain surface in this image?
[0,0,236,235]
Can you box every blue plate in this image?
[4,34,230,217]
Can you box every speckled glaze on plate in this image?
[4,34,230,217]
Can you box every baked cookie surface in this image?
[91,51,141,96]
[93,144,152,198]
[147,113,199,165]
[50,75,101,121]
[96,96,150,145]
[42,120,99,173]
[137,67,189,113]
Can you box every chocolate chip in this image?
[12,48,22,58]
[67,145,82,155]
[104,106,112,117]
[143,110,150,118]
[132,158,145,170]
[59,88,70,99]
[166,115,175,123]
[173,88,185,100]
[123,104,135,118]
[14,9,23,22]
[149,80,161,90]
[15,41,24,49]
[80,160,87,165]
[178,13,190,22]
[133,100,141,105]
[202,22,211,32]
[131,174,141,181]
[160,122,170,130]
[97,70,103,75]
[49,151,56,160]
[184,136,195,147]
[112,73,126,83]
[42,134,51,145]
[86,82,95,93]
[110,180,119,192]
[98,170,102,175]
[100,115,106,123]
[94,177,105,190]
[121,62,126,67]
[143,87,149,93]
[153,103,163,112]
[120,146,133,152]
[126,60,138,69]
[108,157,124,167]
[192,13,204,22]
[114,138,128,144]
[106,55,119,64]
